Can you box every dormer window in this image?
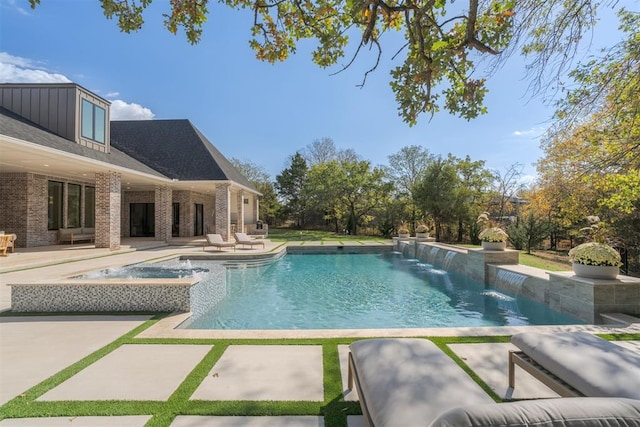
[81,99,106,143]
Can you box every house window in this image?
[48,181,63,230]
[67,184,81,228]
[81,99,106,143]
[84,186,95,228]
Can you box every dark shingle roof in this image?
[0,107,166,178]
[110,120,256,191]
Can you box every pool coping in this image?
[137,311,640,339]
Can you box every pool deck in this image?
[1,238,639,426]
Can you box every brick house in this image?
[0,83,261,249]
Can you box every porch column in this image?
[95,171,121,250]
[155,186,172,242]
[215,184,231,241]
[237,190,245,234]
[253,195,260,222]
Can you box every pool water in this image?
[185,252,583,330]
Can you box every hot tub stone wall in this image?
[11,281,195,312]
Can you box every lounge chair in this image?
[203,234,236,251]
[347,338,493,426]
[0,234,12,256]
[234,232,265,249]
[348,338,640,427]
[509,331,640,399]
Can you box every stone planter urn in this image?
[398,233,410,239]
[481,241,506,251]
[572,263,619,280]
[415,232,429,239]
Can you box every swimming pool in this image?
[184,252,583,329]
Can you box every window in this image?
[48,181,63,230]
[84,186,95,228]
[81,99,106,143]
[67,184,81,228]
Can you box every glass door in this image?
[130,203,155,237]
[194,204,203,236]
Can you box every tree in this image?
[230,157,282,225]
[414,156,460,241]
[302,137,360,166]
[305,159,392,234]
[385,145,433,230]
[450,155,494,242]
[506,212,551,253]
[275,152,309,227]
[30,0,615,123]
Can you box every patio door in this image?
[172,203,180,237]
[130,203,155,237]
[194,204,204,236]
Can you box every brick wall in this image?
[155,186,172,241]
[95,171,121,250]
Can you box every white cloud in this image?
[0,52,70,83]
[512,127,546,138]
[0,51,155,120]
[4,0,29,16]
[110,99,155,120]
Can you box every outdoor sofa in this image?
[57,227,95,245]
[347,337,640,427]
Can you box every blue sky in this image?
[0,0,632,180]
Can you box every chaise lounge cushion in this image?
[349,338,493,427]
[430,397,640,427]
[511,332,640,399]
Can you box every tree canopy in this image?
[29,0,615,124]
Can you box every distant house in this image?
[0,83,260,249]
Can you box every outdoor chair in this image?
[0,234,12,256]
[203,234,236,251]
[234,232,265,249]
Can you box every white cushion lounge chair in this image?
[234,232,265,249]
[509,331,640,399]
[348,338,640,427]
[203,234,236,251]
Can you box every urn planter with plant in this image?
[477,212,509,251]
[569,216,621,279]
[397,222,410,239]
[415,221,430,238]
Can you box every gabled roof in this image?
[110,120,256,191]
[0,107,166,178]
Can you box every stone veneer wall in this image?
[12,280,195,312]
[395,239,640,323]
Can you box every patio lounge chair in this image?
[203,234,236,251]
[234,232,265,249]
[509,331,640,399]
[347,338,494,426]
[0,234,12,256]
[348,338,640,427]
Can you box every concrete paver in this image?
[171,416,324,426]
[347,416,365,427]
[448,342,559,399]
[38,344,212,401]
[0,416,151,426]
[0,315,150,405]
[191,345,324,401]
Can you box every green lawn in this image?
[267,228,388,242]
